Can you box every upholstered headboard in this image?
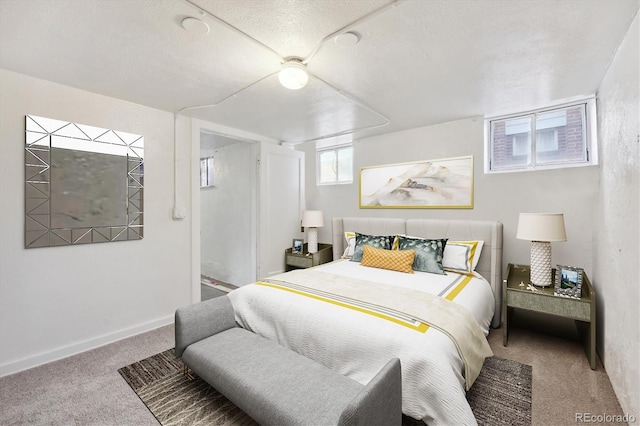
[332,217,503,328]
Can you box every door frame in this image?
[258,143,306,277]
[190,118,274,303]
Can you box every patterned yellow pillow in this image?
[361,245,415,274]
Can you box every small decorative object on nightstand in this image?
[292,238,303,254]
[555,264,584,299]
[285,243,332,271]
[503,263,596,370]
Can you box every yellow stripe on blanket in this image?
[445,274,474,301]
[257,281,430,333]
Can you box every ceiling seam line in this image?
[302,0,406,65]
[313,75,390,124]
[175,72,278,115]
[183,0,284,62]
[285,74,391,144]
[291,120,391,145]
[176,72,390,145]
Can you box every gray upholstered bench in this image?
[175,296,402,426]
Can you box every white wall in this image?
[593,13,639,417]
[301,116,600,275]
[0,70,192,375]
[200,141,256,287]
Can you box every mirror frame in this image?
[25,115,144,248]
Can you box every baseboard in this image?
[0,314,174,377]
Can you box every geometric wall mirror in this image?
[25,115,144,248]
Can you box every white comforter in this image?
[228,260,495,425]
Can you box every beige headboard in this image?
[332,217,504,328]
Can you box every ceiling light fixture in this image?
[278,58,309,90]
[181,17,210,35]
[335,31,361,47]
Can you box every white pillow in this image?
[342,231,356,258]
[442,241,484,273]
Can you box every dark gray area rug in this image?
[119,349,531,426]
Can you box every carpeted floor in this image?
[0,323,625,426]
[119,349,532,426]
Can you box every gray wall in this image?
[593,13,639,417]
[300,116,599,275]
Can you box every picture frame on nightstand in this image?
[292,239,304,254]
[555,264,583,299]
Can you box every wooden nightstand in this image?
[285,243,333,271]
[503,263,596,370]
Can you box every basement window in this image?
[316,138,353,185]
[200,156,214,187]
[484,97,597,173]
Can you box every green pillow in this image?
[397,236,447,274]
[350,233,393,262]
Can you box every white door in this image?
[259,143,305,277]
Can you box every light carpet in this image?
[119,349,532,426]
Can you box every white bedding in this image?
[228,259,495,425]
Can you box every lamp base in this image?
[530,241,552,287]
[308,228,318,253]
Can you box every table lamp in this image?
[301,210,324,253]
[516,213,567,287]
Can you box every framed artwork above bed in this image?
[359,155,474,209]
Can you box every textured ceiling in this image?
[1,0,638,144]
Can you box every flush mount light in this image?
[335,31,361,47]
[278,58,309,90]
[181,17,210,35]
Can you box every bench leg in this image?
[182,363,193,380]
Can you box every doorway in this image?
[190,118,306,303]
[199,130,258,300]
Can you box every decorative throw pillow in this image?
[361,245,415,274]
[397,236,447,274]
[391,235,403,250]
[350,233,393,262]
[443,241,484,273]
[342,231,357,259]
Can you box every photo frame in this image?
[359,155,473,208]
[292,238,304,254]
[555,264,584,299]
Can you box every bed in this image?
[228,217,503,425]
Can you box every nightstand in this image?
[285,243,333,271]
[503,263,596,370]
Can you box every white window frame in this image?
[316,144,353,185]
[484,96,598,173]
[200,156,214,187]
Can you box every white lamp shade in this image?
[279,60,309,90]
[301,210,324,228]
[516,213,567,242]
